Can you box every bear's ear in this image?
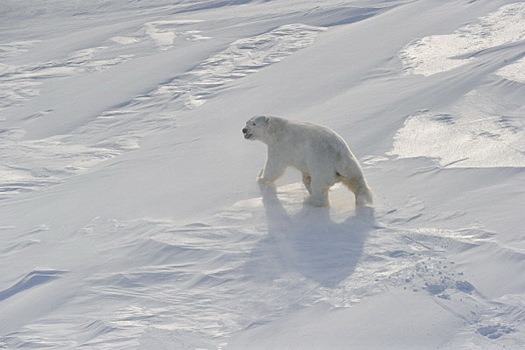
[258,115,271,125]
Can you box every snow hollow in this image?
[1,0,524,349]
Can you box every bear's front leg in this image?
[257,157,286,185]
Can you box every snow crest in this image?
[389,90,525,168]
[155,23,326,109]
[0,22,324,199]
[400,3,525,78]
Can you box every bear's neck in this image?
[263,117,287,144]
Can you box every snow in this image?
[399,2,525,77]
[497,56,525,83]
[1,0,524,349]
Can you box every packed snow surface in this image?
[1,0,524,349]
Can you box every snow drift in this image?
[1,0,524,349]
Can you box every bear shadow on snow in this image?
[252,183,374,288]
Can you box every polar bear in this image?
[243,115,373,207]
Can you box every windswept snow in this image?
[390,90,525,168]
[393,4,525,168]
[497,56,525,83]
[145,20,209,51]
[155,23,326,109]
[1,0,524,349]
[400,2,525,77]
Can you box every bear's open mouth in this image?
[244,133,253,139]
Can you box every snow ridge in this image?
[400,2,525,77]
[0,22,324,200]
[1,0,524,349]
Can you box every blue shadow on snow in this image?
[253,184,374,288]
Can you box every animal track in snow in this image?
[478,323,515,339]
[320,224,492,306]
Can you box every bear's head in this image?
[242,115,271,142]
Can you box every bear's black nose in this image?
[242,128,247,134]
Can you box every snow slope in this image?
[1,0,524,349]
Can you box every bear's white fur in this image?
[243,115,373,207]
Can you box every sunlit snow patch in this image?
[144,20,209,51]
[389,108,525,168]
[390,89,525,168]
[110,36,140,45]
[400,3,525,76]
[0,40,40,59]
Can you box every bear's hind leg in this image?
[302,172,312,194]
[341,176,373,207]
[304,180,329,207]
